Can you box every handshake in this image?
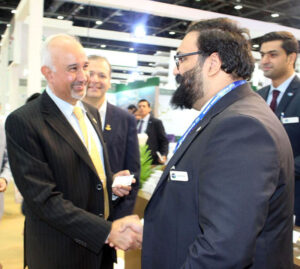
[106,215,143,251]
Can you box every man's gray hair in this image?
[41,34,81,71]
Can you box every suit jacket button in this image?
[96,184,102,190]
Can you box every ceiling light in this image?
[134,24,146,38]
[271,13,279,18]
[169,31,176,35]
[252,44,259,48]
[234,5,243,10]
[100,44,106,48]
[7,24,10,27]
[195,0,201,2]
[79,6,84,10]
[129,47,134,51]
[57,16,64,20]
[95,20,103,25]
[11,9,16,14]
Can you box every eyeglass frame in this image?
[174,50,203,70]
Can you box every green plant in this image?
[139,144,153,188]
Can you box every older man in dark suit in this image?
[5,34,142,269]
[142,18,294,268]
[84,55,140,220]
[257,31,300,227]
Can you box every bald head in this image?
[42,34,83,71]
[41,34,89,105]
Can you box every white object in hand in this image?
[112,175,134,187]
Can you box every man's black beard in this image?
[170,65,203,109]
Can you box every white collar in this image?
[46,86,85,118]
[270,73,296,93]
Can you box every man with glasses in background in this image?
[141,18,294,268]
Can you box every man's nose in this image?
[260,55,269,65]
[173,66,179,76]
[77,68,88,81]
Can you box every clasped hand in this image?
[107,215,143,251]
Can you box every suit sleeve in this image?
[5,112,111,254]
[156,119,169,156]
[181,115,280,268]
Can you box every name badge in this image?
[169,171,189,182]
[281,117,299,124]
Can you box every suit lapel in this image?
[41,92,97,176]
[103,102,114,140]
[146,117,153,134]
[84,102,113,182]
[260,86,270,100]
[152,83,254,196]
[276,76,300,117]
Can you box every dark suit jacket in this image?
[5,91,115,269]
[258,75,300,225]
[103,102,140,219]
[142,83,294,269]
[142,116,169,164]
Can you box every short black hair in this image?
[127,104,137,113]
[138,99,151,107]
[186,17,255,80]
[260,31,299,56]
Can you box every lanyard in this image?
[174,80,247,152]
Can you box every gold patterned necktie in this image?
[73,106,110,219]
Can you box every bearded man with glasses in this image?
[141,18,294,269]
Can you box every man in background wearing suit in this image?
[257,31,300,227]
[84,55,140,220]
[142,18,294,268]
[137,99,169,165]
[5,34,142,269]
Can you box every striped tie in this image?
[73,106,110,219]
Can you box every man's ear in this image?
[41,66,52,81]
[206,52,222,77]
[287,52,297,67]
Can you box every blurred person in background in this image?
[257,31,300,227]
[84,55,140,219]
[137,99,169,165]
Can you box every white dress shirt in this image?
[98,99,107,131]
[46,87,106,172]
[266,73,296,105]
[137,113,150,133]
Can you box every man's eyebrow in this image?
[260,49,279,54]
[67,63,78,68]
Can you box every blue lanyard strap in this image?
[174,80,247,152]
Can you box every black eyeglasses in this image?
[174,50,203,69]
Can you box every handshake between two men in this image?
[107,215,143,251]
[106,170,144,251]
